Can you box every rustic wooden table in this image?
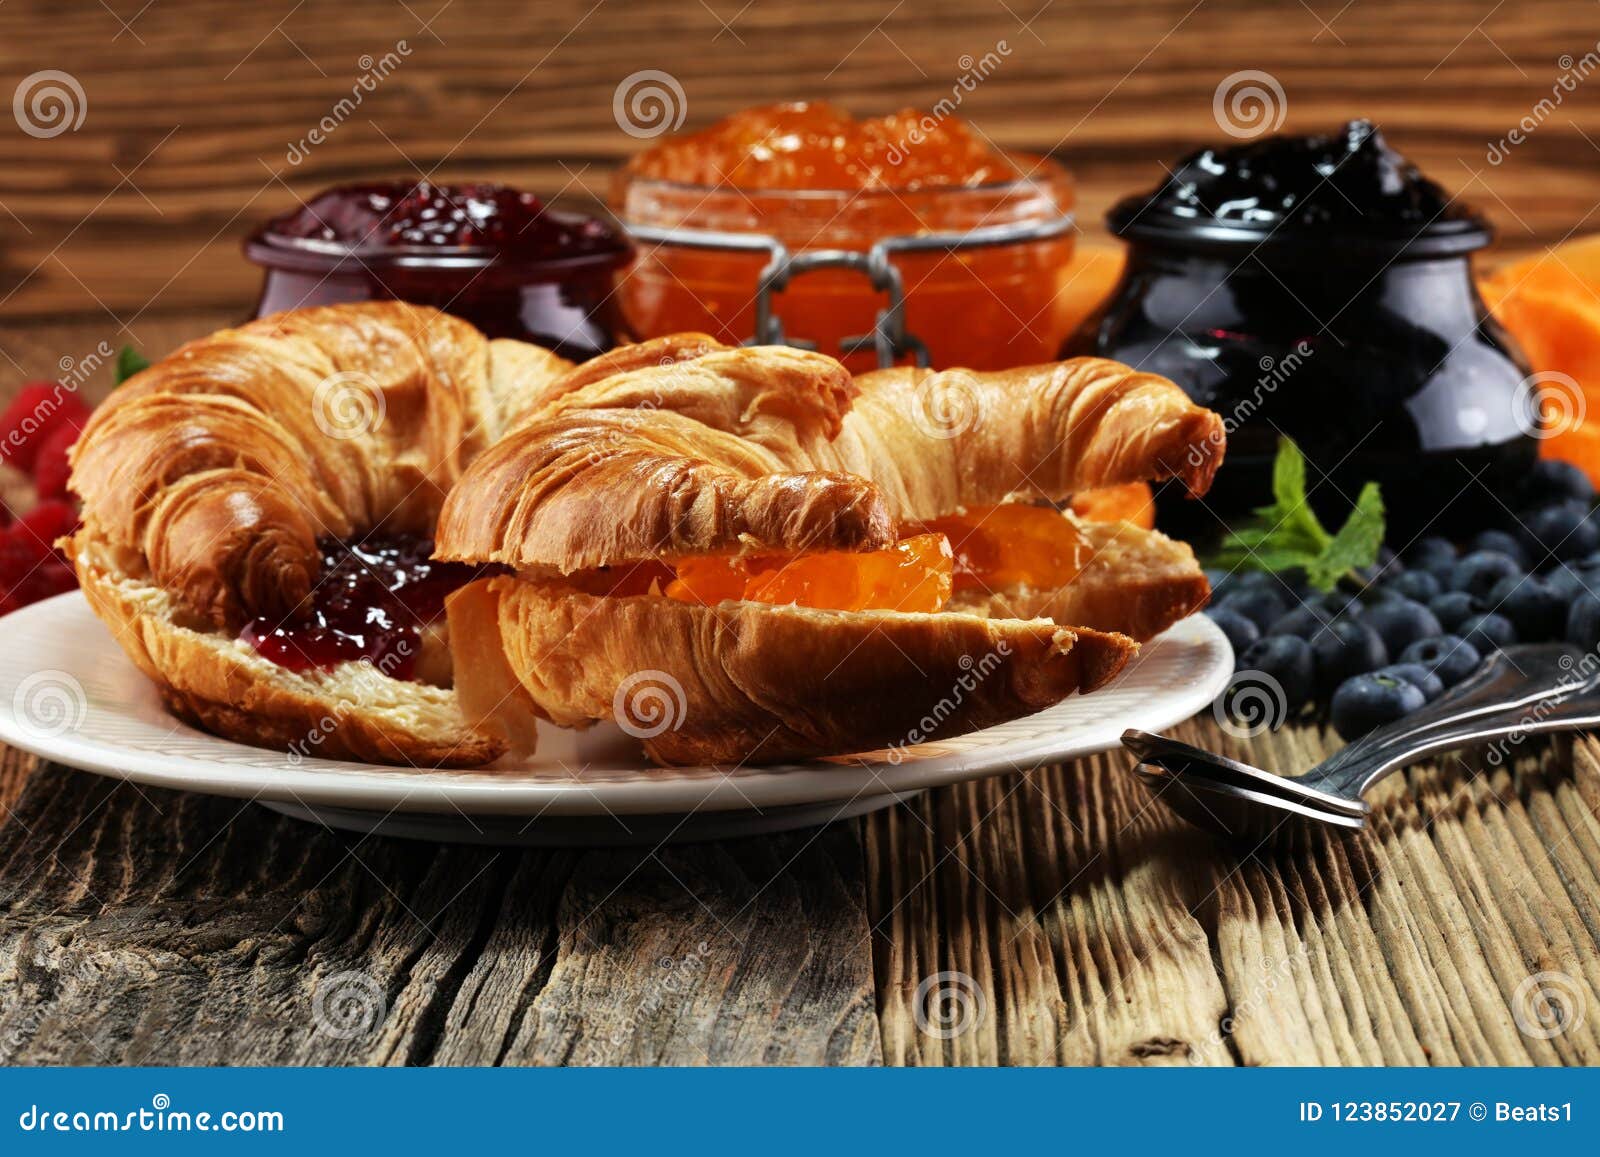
[2,0,1599,1067]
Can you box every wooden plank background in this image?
[1,0,1599,1065]
[1,0,1599,341]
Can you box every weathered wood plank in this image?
[0,0,1590,320]
[0,765,881,1065]
[866,718,1600,1067]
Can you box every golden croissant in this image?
[66,302,1224,767]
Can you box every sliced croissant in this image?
[434,337,1224,573]
[448,576,1134,766]
[436,338,1224,765]
[68,302,574,767]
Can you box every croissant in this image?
[67,302,573,767]
[436,336,1225,765]
[68,307,1223,768]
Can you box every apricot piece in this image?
[664,534,954,612]
[1053,243,1125,345]
[1069,482,1155,529]
[743,533,953,612]
[663,555,748,605]
[1481,240,1600,482]
[919,503,1089,592]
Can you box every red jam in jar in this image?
[613,102,1076,372]
[245,180,633,357]
[239,535,498,682]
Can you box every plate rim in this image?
[0,592,1231,817]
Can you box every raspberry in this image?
[13,499,79,560]
[32,423,78,500]
[0,382,89,473]
[0,526,30,583]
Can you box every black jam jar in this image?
[245,180,633,359]
[1065,121,1535,542]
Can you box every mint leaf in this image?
[1205,437,1386,592]
[1306,482,1385,590]
[115,346,150,384]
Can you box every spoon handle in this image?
[1298,643,1600,800]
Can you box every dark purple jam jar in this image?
[1065,121,1534,541]
[245,180,633,358]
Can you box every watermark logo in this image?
[286,42,411,165]
[613,669,688,739]
[883,40,1012,165]
[613,70,687,139]
[911,370,985,440]
[14,70,87,139]
[1213,70,1287,139]
[12,671,88,739]
[312,970,387,1040]
[913,970,986,1040]
[1512,970,1587,1040]
[1213,668,1288,739]
[312,371,386,440]
[1487,46,1600,163]
[1513,370,1586,439]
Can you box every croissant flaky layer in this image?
[434,336,1224,573]
[70,302,573,630]
[447,576,1136,766]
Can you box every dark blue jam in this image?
[240,536,497,681]
[1125,119,1469,233]
[1070,120,1534,541]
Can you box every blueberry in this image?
[1469,529,1529,569]
[1521,501,1600,565]
[1318,589,1367,616]
[1520,459,1595,508]
[1203,568,1231,597]
[1565,593,1600,651]
[1427,590,1482,633]
[1399,635,1483,686]
[1237,634,1315,712]
[1544,562,1594,599]
[1309,620,1389,697]
[1384,570,1442,603]
[1206,606,1261,655]
[1449,550,1523,599]
[1330,673,1427,740]
[1425,560,1459,588]
[1486,573,1567,641]
[1359,597,1442,655]
[1233,570,1280,593]
[1458,611,1517,654]
[1214,586,1288,632]
[1406,536,1457,571]
[1374,661,1445,702]
[1267,604,1334,640]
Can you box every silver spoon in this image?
[1124,643,1600,841]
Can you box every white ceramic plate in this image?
[0,593,1231,845]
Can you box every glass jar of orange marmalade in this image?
[611,103,1075,371]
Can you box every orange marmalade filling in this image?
[623,101,1020,191]
[666,533,955,613]
[567,505,1111,613]
[917,504,1092,593]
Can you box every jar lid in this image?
[1108,120,1492,258]
[246,180,632,278]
